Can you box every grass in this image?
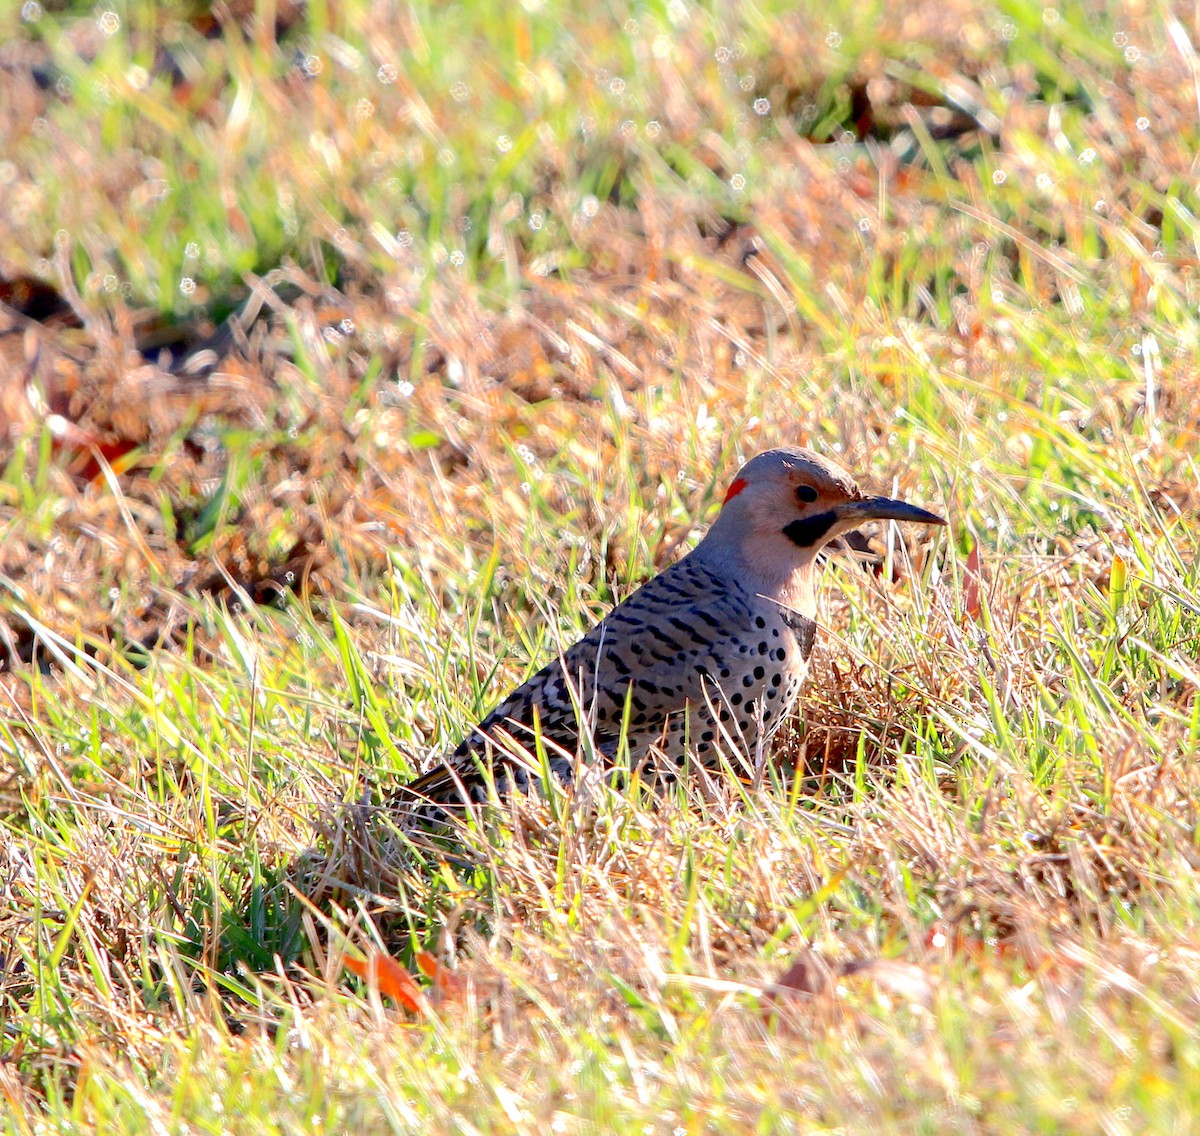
[2,0,1200,1130]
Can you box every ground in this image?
[1,0,1199,1131]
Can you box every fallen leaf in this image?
[344,950,427,1014]
[963,539,983,623]
[765,948,838,1001]
[762,949,936,1027]
[415,950,467,1002]
[840,957,936,1010]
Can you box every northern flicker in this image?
[400,446,944,807]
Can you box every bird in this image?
[399,446,945,809]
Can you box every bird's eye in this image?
[795,485,819,504]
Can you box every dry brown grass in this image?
[1,0,1200,1130]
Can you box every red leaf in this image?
[762,949,936,1028]
[963,539,983,623]
[766,949,837,1001]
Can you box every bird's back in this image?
[400,549,817,806]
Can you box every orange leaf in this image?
[344,950,427,1014]
[415,950,467,1002]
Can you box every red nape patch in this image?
[723,477,748,504]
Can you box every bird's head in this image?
[701,445,946,606]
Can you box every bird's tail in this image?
[391,723,580,818]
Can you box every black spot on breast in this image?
[783,511,837,548]
[755,616,766,629]
[753,665,765,680]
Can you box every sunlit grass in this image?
[2,0,1200,1131]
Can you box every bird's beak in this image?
[835,496,947,527]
